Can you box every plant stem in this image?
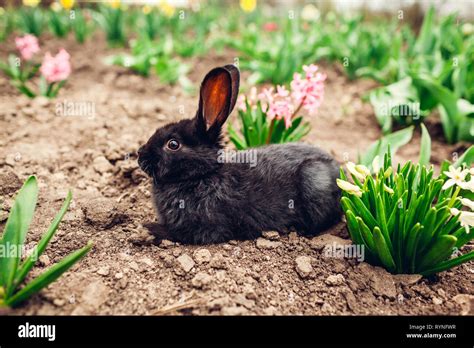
[448,186,461,208]
[265,118,275,144]
[265,97,306,145]
[290,97,305,120]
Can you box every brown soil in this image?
[0,32,472,316]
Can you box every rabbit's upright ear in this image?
[196,65,240,138]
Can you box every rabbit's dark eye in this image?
[167,139,180,151]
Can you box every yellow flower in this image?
[50,1,61,12]
[337,179,363,198]
[240,0,256,13]
[23,0,41,7]
[159,1,175,17]
[462,23,474,36]
[142,5,152,15]
[301,4,320,22]
[60,0,75,10]
[107,0,121,9]
[0,7,4,16]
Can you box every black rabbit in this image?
[138,64,341,244]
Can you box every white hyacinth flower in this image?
[442,166,468,190]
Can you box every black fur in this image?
[138,65,342,244]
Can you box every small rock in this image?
[310,234,351,251]
[453,294,473,315]
[256,238,282,250]
[210,253,228,269]
[262,231,280,240]
[263,306,277,315]
[393,274,422,286]
[365,265,397,300]
[325,274,345,286]
[139,256,154,269]
[22,107,35,116]
[191,272,212,289]
[114,272,124,279]
[172,248,182,257]
[33,96,50,108]
[321,302,336,314]
[97,266,110,276]
[93,156,114,174]
[176,254,195,273]
[38,255,51,267]
[81,197,127,229]
[221,306,248,316]
[295,256,313,278]
[193,249,212,264]
[159,239,175,249]
[118,277,128,289]
[0,169,22,195]
[432,297,443,305]
[160,253,175,268]
[397,294,405,304]
[53,299,65,307]
[74,280,109,314]
[234,294,255,309]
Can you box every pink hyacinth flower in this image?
[40,49,71,83]
[263,22,278,32]
[15,34,40,61]
[290,64,326,114]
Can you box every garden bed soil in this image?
[0,33,472,315]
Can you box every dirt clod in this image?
[193,249,212,264]
[325,274,345,286]
[176,254,195,273]
[295,256,313,278]
[256,237,282,250]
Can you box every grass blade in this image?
[419,124,431,167]
[373,226,396,273]
[0,203,21,294]
[5,241,92,307]
[417,235,457,272]
[420,251,474,276]
[14,191,72,287]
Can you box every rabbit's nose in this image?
[137,145,145,156]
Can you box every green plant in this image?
[330,15,402,83]
[71,8,94,43]
[359,126,415,167]
[228,64,325,149]
[0,53,40,98]
[48,8,70,38]
[337,149,474,276]
[18,7,44,37]
[0,176,92,307]
[94,4,126,46]
[367,7,474,142]
[0,8,14,42]
[228,99,311,149]
[228,18,330,85]
[140,6,162,40]
[106,36,192,90]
